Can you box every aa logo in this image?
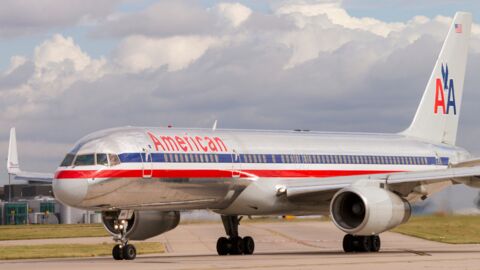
[434,63,456,115]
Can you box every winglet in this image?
[7,127,21,174]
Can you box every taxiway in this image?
[1,220,480,269]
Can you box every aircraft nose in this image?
[53,177,89,207]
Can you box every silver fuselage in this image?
[52,127,470,216]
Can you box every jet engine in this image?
[330,186,411,235]
[102,210,180,240]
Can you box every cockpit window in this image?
[60,154,75,167]
[96,153,109,166]
[74,154,95,166]
[109,154,121,166]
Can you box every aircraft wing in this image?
[9,171,54,183]
[7,128,53,183]
[284,161,480,202]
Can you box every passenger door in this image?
[142,149,153,178]
[232,149,241,178]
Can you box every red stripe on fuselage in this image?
[54,169,400,179]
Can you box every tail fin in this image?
[403,12,471,145]
[7,127,20,174]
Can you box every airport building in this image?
[0,183,101,225]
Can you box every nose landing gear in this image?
[111,219,137,260]
[216,215,255,256]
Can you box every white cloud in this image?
[115,35,224,72]
[276,2,405,37]
[4,56,27,76]
[33,34,107,83]
[0,34,107,117]
[215,3,252,28]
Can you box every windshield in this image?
[74,154,95,166]
[60,154,75,167]
[96,153,109,166]
[109,154,121,166]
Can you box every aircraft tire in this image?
[243,236,255,255]
[216,237,229,255]
[122,244,137,260]
[358,236,372,252]
[229,237,244,255]
[342,234,355,252]
[112,244,124,260]
[370,235,381,252]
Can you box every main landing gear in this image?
[111,219,137,260]
[342,234,381,253]
[216,215,255,255]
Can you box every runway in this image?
[1,220,480,269]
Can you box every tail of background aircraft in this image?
[403,12,471,145]
[7,127,53,182]
[7,127,20,174]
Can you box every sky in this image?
[2,0,480,200]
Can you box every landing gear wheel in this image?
[343,234,355,253]
[216,237,229,255]
[243,236,255,255]
[229,237,244,255]
[342,234,382,253]
[370,235,381,252]
[358,235,372,252]
[217,215,256,256]
[112,244,124,260]
[122,244,137,260]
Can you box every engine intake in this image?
[330,186,411,235]
[102,210,180,240]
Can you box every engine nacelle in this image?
[102,210,180,240]
[330,186,411,235]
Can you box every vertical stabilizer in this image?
[7,127,20,174]
[403,12,471,145]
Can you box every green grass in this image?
[0,242,164,260]
[0,224,108,241]
[393,215,480,244]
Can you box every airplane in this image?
[7,12,480,261]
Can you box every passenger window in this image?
[74,154,95,166]
[109,154,121,166]
[60,154,75,167]
[96,153,109,166]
